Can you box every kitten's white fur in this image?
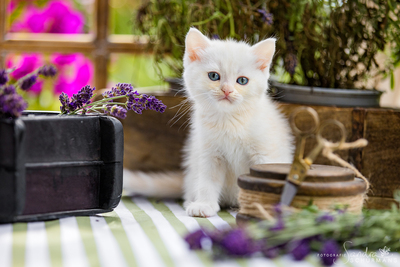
[182,28,294,217]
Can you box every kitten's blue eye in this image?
[208,72,220,81]
[237,77,249,85]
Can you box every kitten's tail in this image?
[123,169,183,198]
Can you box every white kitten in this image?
[182,28,294,217]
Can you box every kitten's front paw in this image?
[186,202,220,217]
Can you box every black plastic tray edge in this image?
[11,208,114,223]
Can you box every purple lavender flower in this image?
[20,75,38,91]
[38,65,57,77]
[0,85,27,118]
[273,203,283,215]
[0,69,8,85]
[117,83,135,95]
[59,92,70,113]
[290,239,310,261]
[184,229,208,250]
[3,85,15,94]
[109,105,127,119]
[262,246,281,259]
[257,9,273,25]
[269,217,285,232]
[129,103,144,114]
[58,82,166,118]
[320,240,340,266]
[103,83,136,98]
[316,213,335,223]
[219,228,259,256]
[125,91,166,114]
[58,85,94,114]
[336,206,348,214]
[70,85,95,109]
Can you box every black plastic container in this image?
[270,80,383,107]
[0,112,123,223]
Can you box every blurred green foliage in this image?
[135,0,400,89]
[108,54,173,89]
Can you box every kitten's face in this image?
[183,28,275,112]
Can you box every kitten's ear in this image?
[252,38,276,71]
[185,28,211,62]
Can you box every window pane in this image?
[108,53,173,91]
[108,0,142,35]
[5,52,94,111]
[7,0,95,35]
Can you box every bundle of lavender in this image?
[0,66,166,119]
[185,191,400,266]
[59,83,166,118]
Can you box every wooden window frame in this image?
[0,0,149,90]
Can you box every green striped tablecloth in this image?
[1,197,399,267]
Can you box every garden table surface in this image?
[1,196,399,267]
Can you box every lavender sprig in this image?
[59,83,167,119]
[20,75,38,91]
[37,65,57,77]
[257,9,273,25]
[0,70,8,85]
[0,85,27,118]
[0,65,57,119]
[185,195,400,266]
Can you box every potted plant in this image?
[135,0,400,107]
[0,67,166,223]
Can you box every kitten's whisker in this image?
[169,98,189,110]
[173,88,186,97]
[179,117,192,131]
[169,105,192,127]
[173,106,192,126]
[168,99,192,126]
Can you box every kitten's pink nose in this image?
[221,85,233,96]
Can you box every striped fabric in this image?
[0,197,398,267]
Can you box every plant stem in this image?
[224,0,235,38]
[67,95,128,115]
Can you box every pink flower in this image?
[10,0,84,34]
[9,54,44,80]
[7,1,16,14]
[45,1,84,34]
[54,75,74,96]
[53,54,93,96]
[25,8,49,33]
[53,11,84,34]
[73,61,93,89]
[9,21,26,32]
[52,54,77,66]
[43,1,71,19]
